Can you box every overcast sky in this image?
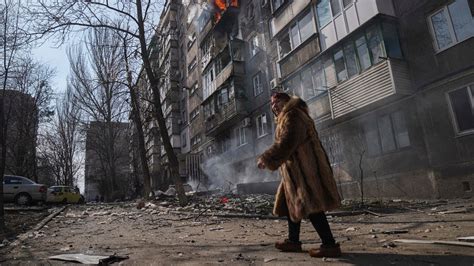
[31,40,70,94]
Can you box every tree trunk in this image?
[129,83,152,198]
[123,39,152,199]
[135,0,187,206]
[0,95,7,232]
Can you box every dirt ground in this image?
[0,198,473,265]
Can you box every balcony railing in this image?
[205,98,247,136]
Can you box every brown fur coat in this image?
[259,97,341,222]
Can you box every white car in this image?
[3,175,47,205]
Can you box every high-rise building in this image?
[138,0,474,198]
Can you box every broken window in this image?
[448,85,474,133]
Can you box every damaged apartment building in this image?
[139,0,474,198]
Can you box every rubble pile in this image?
[147,192,276,216]
[189,193,275,215]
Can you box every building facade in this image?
[84,121,131,201]
[1,90,38,180]
[142,0,473,198]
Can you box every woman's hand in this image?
[257,157,266,169]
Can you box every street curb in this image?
[33,206,68,231]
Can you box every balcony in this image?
[329,59,412,119]
[205,98,247,136]
[279,35,320,78]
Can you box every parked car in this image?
[3,175,47,205]
[47,186,84,204]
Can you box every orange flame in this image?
[212,0,239,23]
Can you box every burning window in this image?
[213,0,239,23]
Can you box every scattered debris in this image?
[345,227,357,232]
[394,239,474,247]
[264,257,277,263]
[437,208,470,215]
[382,242,397,248]
[457,236,474,242]
[382,229,409,235]
[49,253,129,264]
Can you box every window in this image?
[188,57,197,72]
[181,131,187,148]
[256,113,269,137]
[235,123,247,147]
[278,10,316,58]
[190,106,200,121]
[253,73,263,96]
[365,111,411,156]
[283,59,326,100]
[191,134,202,146]
[366,25,384,64]
[272,0,289,12]
[190,83,198,95]
[448,85,474,134]
[428,0,474,51]
[343,0,353,8]
[221,135,232,152]
[330,24,391,84]
[382,23,403,59]
[330,0,341,16]
[181,98,188,124]
[301,67,315,100]
[187,32,196,50]
[317,0,350,28]
[249,35,262,57]
[343,42,359,77]
[203,66,216,99]
[4,176,22,185]
[298,11,315,43]
[317,0,332,27]
[311,61,327,97]
[355,35,371,70]
[334,49,347,82]
[203,100,215,118]
[217,87,229,109]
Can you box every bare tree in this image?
[28,0,188,205]
[121,33,152,198]
[68,27,129,201]
[345,132,367,206]
[321,131,345,199]
[5,57,54,180]
[38,88,81,187]
[0,0,35,234]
